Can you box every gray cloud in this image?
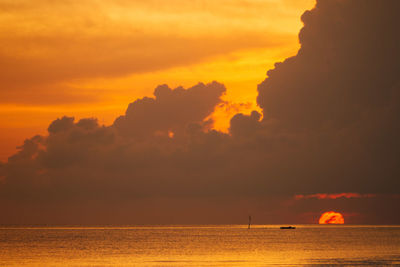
[257,0,400,193]
[113,82,226,139]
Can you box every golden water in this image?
[1,225,399,266]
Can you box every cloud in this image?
[113,82,226,138]
[0,0,299,105]
[257,0,400,192]
[1,0,400,224]
[229,111,262,137]
[294,193,377,200]
[258,1,400,129]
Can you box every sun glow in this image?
[319,211,344,224]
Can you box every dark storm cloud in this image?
[1,0,400,224]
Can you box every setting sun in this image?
[319,211,345,224]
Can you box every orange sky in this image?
[0,0,315,161]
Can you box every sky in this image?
[0,0,314,160]
[1,0,399,225]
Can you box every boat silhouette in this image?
[280,226,296,229]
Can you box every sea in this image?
[0,225,399,266]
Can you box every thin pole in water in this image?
[248,215,251,229]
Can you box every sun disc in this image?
[319,211,344,224]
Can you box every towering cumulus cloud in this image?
[257,0,400,193]
[1,0,399,224]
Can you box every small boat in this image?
[280,226,296,229]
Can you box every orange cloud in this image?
[0,0,311,94]
[294,193,377,200]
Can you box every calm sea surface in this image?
[0,225,399,266]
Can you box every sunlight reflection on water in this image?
[0,225,399,266]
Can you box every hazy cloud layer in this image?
[0,0,306,104]
[1,0,399,224]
